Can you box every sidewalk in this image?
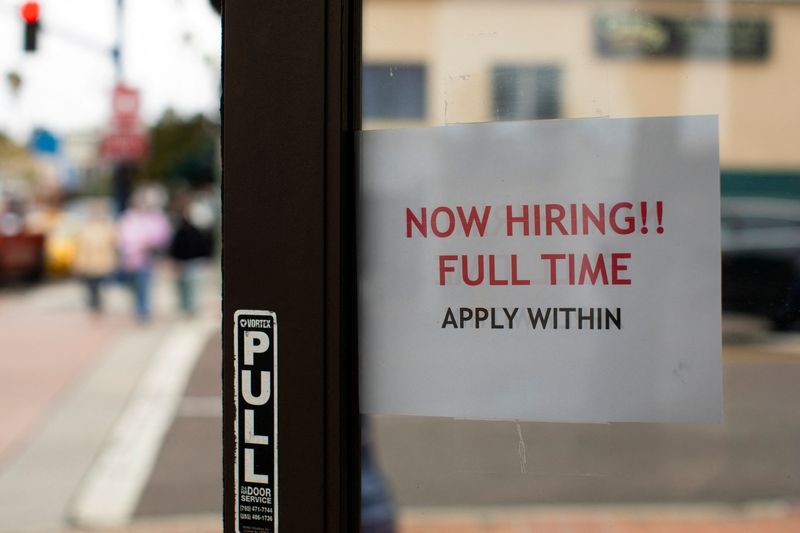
[38,516,221,533]
[0,283,130,463]
[0,264,220,533]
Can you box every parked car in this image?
[29,198,114,276]
[0,211,45,283]
[721,197,800,330]
[43,212,80,276]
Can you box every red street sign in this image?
[112,85,140,129]
[100,129,149,162]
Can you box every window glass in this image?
[360,1,800,531]
[363,64,426,120]
[492,65,561,120]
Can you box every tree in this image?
[138,111,219,188]
[0,131,38,187]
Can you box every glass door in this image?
[358,1,800,531]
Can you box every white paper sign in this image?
[359,116,721,423]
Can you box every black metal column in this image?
[222,0,359,531]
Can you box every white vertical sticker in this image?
[234,310,278,533]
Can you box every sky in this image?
[0,0,221,142]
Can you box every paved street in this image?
[1,272,799,532]
[371,350,800,507]
[134,330,222,518]
[368,320,800,528]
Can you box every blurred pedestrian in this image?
[168,191,214,316]
[779,258,800,331]
[73,199,117,313]
[117,187,171,322]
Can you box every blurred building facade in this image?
[363,0,800,197]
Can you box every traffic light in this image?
[20,2,40,52]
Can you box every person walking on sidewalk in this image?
[117,187,171,322]
[74,199,117,313]
[168,191,214,316]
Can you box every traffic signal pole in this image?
[113,0,124,82]
[110,0,128,214]
[222,1,361,532]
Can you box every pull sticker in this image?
[234,310,278,533]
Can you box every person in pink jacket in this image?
[117,187,170,322]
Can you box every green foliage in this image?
[138,111,219,187]
[0,131,23,156]
[0,131,38,185]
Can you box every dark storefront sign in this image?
[595,13,770,60]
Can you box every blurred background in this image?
[1,0,799,533]
[0,1,224,533]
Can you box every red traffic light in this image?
[20,2,40,24]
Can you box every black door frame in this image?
[221,1,361,531]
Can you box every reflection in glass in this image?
[492,65,561,120]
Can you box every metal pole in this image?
[114,0,124,82]
[111,0,127,216]
[222,0,361,530]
